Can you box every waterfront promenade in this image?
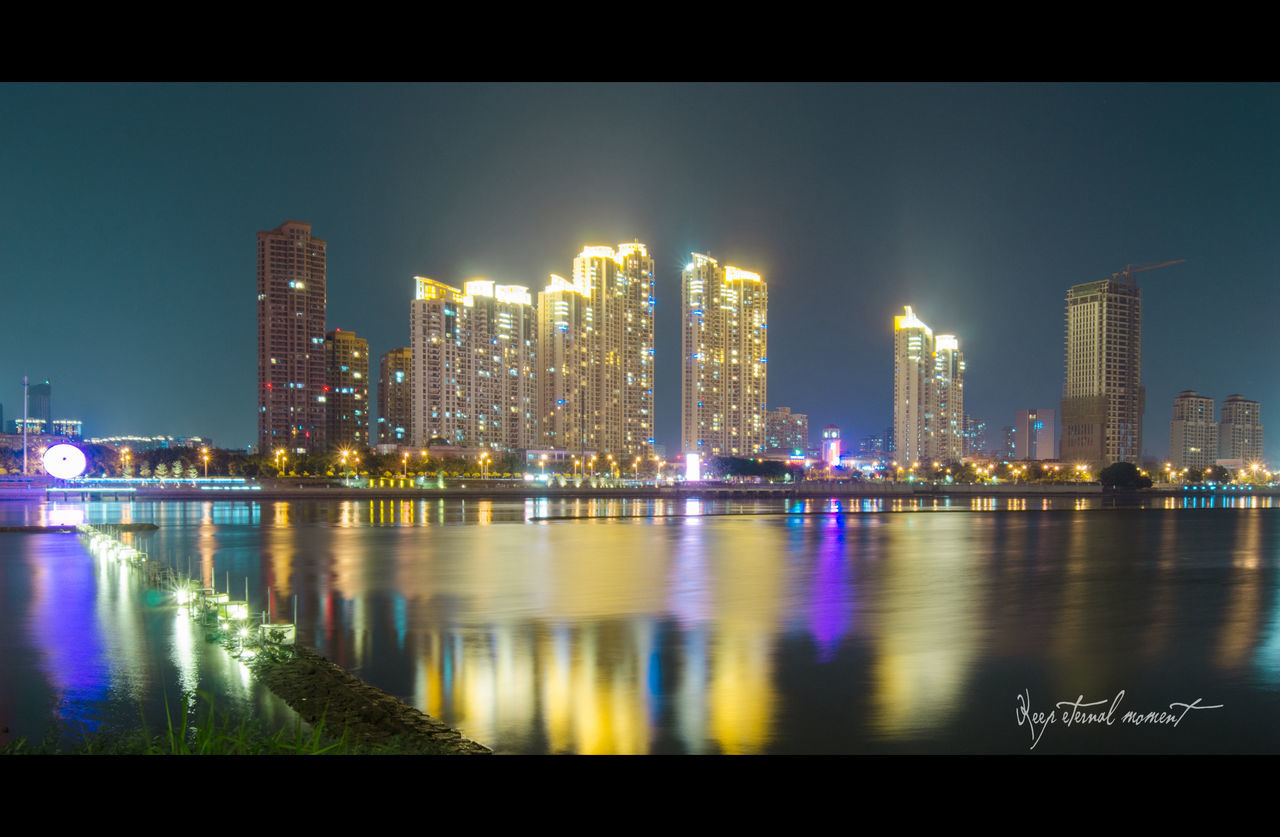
[2,478,1111,504]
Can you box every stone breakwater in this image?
[248,647,490,754]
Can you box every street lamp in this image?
[402,452,409,478]
[201,447,210,478]
[540,454,548,476]
[480,452,490,481]
[274,448,286,476]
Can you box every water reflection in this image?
[7,496,1280,753]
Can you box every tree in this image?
[1099,462,1152,489]
[1205,465,1230,484]
[155,462,169,479]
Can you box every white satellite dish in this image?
[44,444,87,480]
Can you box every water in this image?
[3,494,1280,753]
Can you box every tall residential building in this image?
[892,306,964,465]
[465,280,538,452]
[963,415,987,457]
[29,380,51,430]
[1001,426,1017,460]
[1014,408,1057,461]
[766,407,809,455]
[257,220,327,454]
[933,335,965,462]
[377,347,413,445]
[539,273,592,454]
[1219,394,1263,464]
[681,254,768,457]
[412,277,470,447]
[539,244,655,459]
[1060,276,1143,469]
[324,329,369,450]
[411,277,538,451]
[1169,391,1216,471]
[617,242,656,456]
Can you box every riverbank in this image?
[247,647,489,754]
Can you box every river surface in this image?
[4,494,1280,753]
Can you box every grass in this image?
[1,691,451,755]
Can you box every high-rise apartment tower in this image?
[1169,391,1216,471]
[1219,394,1263,464]
[893,307,965,465]
[681,254,768,457]
[1060,276,1143,469]
[257,220,327,454]
[378,347,413,445]
[324,328,369,450]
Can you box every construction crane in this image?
[1112,259,1186,285]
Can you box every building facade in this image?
[1169,391,1216,471]
[616,243,657,457]
[537,244,654,459]
[1059,277,1143,469]
[1219,394,1263,464]
[30,380,51,430]
[893,306,965,465]
[323,329,369,450]
[257,220,327,454]
[963,415,987,457]
[1014,408,1057,461]
[681,254,768,457]
[411,277,538,452]
[377,347,413,446]
[932,334,966,462]
[766,406,809,455]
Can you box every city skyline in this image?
[4,83,1279,461]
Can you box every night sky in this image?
[3,83,1277,461]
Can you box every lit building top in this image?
[494,285,532,306]
[725,266,762,283]
[545,273,588,297]
[616,241,648,258]
[935,334,959,351]
[464,279,495,299]
[415,276,461,300]
[895,305,932,333]
[579,245,617,262]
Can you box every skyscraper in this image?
[539,273,591,454]
[1059,276,1143,469]
[1014,408,1057,461]
[893,307,965,465]
[465,280,538,452]
[324,328,369,450]
[893,306,934,466]
[539,244,655,459]
[681,254,768,457]
[411,277,538,451]
[377,347,412,446]
[257,220,327,454]
[932,334,965,462]
[1169,391,1216,471]
[29,380,51,430]
[766,406,809,455]
[412,277,472,447]
[1219,394,1263,464]
[617,242,656,456]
